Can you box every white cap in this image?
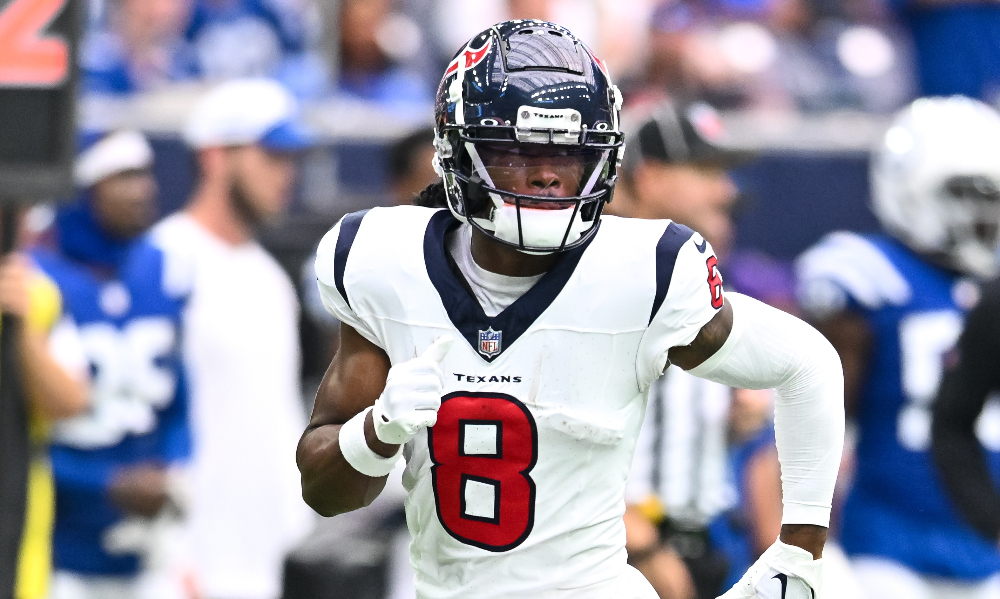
[75,130,154,187]
[183,78,314,152]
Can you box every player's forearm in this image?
[17,323,89,420]
[689,293,845,538]
[932,367,1000,540]
[296,417,393,517]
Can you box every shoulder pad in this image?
[796,231,911,314]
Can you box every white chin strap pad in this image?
[492,203,588,248]
[463,143,607,250]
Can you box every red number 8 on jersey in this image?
[428,392,538,552]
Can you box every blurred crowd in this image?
[79,0,1000,114]
[4,1,1000,599]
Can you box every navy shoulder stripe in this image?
[649,222,695,324]
[334,209,370,308]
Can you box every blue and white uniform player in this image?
[33,131,191,599]
[299,20,845,599]
[797,96,1000,599]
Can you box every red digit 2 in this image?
[706,255,724,309]
[0,0,70,87]
[428,392,537,552]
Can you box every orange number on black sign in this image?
[0,0,69,87]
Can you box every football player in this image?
[33,131,191,599]
[300,20,845,599]
[796,96,1000,598]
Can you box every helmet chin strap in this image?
[465,141,504,232]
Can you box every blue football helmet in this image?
[433,20,624,253]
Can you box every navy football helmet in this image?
[433,20,624,253]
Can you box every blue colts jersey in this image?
[797,232,1000,580]
[32,238,190,576]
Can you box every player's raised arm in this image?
[644,237,845,598]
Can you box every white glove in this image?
[372,335,455,445]
[719,539,823,599]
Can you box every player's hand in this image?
[0,254,33,318]
[718,539,822,599]
[109,464,169,518]
[372,335,455,445]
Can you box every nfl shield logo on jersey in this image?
[478,328,502,358]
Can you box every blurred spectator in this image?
[31,131,193,599]
[185,0,327,97]
[932,278,1000,547]
[5,238,90,599]
[335,0,432,110]
[624,0,911,113]
[624,2,730,109]
[151,79,314,599]
[82,0,198,94]
[752,0,911,112]
[890,0,1000,102]
[389,128,438,205]
[796,97,1000,598]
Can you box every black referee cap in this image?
[629,102,752,168]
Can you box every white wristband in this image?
[339,406,403,477]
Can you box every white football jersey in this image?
[315,206,723,598]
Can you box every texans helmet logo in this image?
[586,46,610,80]
[445,38,493,78]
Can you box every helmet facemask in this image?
[445,135,614,253]
[937,174,1000,277]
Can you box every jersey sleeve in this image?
[636,227,724,388]
[24,268,89,382]
[795,231,911,319]
[314,215,382,347]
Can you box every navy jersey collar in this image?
[424,210,594,362]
